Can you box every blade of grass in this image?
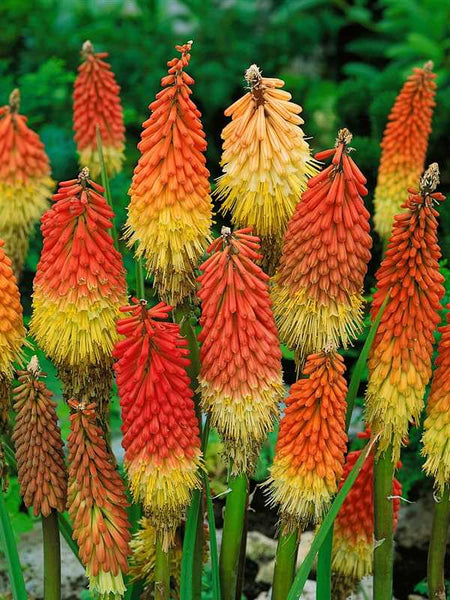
[287,437,377,600]
[96,126,119,250]
[345,292,390,431]
[316,527,333,600]
[180,488,202,600]
[204,472,220,600]
[0,492,27,600]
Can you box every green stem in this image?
[427,486,450,600]
[219,473,249,600]
[272,530,299,600]
[135,256,145,299]
[96,127,119,250]
[235,493,249,600]
[373,443,395,600]
[316,526,333,600]
[155,538,170,600]
[43,510,61,600]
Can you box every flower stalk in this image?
[427,487,450,600]
[272,531,299,600]
[155,539,170,600]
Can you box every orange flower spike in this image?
[366,163,445,462]
[216,65,319,273]
[272,128,372,363]
[197,227,283,474]
[374,62,436,240]
[332,433,402,594]
[0,89,53,276]
[67,399,131,599]
[30,168,127,418]
[114,300,202,548]
[422,305,450,492]
[12,357,67,517]
[73,41,125,178]
[0,240,25,429]
[267,348,347,529]
[125,41,212,306]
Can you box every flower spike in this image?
[272,129,372,363]
[30,170,127,422]
[267,348,347,529]
[125,41,212,306]
[68,399,131,599]
[114,300,202,548]
[216,64,319,273]
[12,358,67,516]
[197,227,284,474]
[374,62,436,240]
[365,163,445,461]
[0,89,53,276]
[73,41,125,178]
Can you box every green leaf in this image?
[287,439,376,600]
[203,472,221,600]
[0,492,27,600]
[180,488,202,600]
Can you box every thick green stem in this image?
[155,539,170,600]
[42,510,61,600]
[272,530,299,600]
[373,444,395,600]
[96,127,119,250]
[219,473,248,600]
[428,486,450,600]
[135,256,146,299]
[317,526,333,600]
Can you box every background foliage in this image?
[1,0,450,596]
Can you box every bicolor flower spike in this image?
[267,348,347,529]
[331,432,401,598]
[30,169,127,420]
[272,129,372,364]
[217,64,319,273]
[114,300,202,548]
[422,306,450,492]
[12,357,67,517]
[366,163,445,462]
[73,41,125,178]
[68,399,131,599]
[0,89,53,276]
[0,240,25,430]
[197,227,284,474]
[374,62,436,241]
[126,41,212,306]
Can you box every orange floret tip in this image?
[68,399,131,599]
[332,431,401,590]
[0,239,25,429]
[374,62,436,240]
[114,299,202,548]
[125,41,212,306]
[12,356,67,517]
[73,41,125,178]
[422,304,450,492]
[366,163,444,461]
[0,89,54,275]
[272,128,372,363]
[267,348,347,529]
[216,64,319,273]
[197,227,283,474]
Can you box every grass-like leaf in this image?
[96,126,119,250]
[204,472,221,600]
[180,488,202,600]
[0,492,27,600]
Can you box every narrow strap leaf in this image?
[0,492,27,600]
[204,472,221,600]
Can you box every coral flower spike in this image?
[374,62,436,241]
[67,399,131,600]
[30,168,127,422]
[366,163,445,462]
[422,305,450,492]
[114,300,202,548]
[0,89,53,276]
[273,128,372,364]
[267,347,348,529]
[12,356,67,517]
[217,64,319,274]
[0,240,25,430]
[126,41,212,306]
[197,227,284,474]
[331,431,402,600]
[73,41,125,178]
